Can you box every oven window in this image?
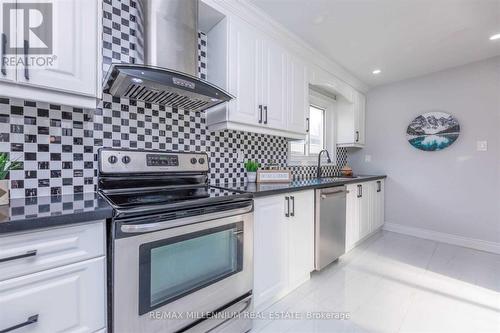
[138,222,244,314]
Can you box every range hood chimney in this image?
[103,0,233,112]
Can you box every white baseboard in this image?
[383,222,500,255]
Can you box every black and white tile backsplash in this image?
[0,0,348,198]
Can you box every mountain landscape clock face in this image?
[406,112,460,151]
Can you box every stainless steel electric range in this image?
[98,148,254,333]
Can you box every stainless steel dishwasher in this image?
[315,185,348,270]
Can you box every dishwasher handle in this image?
[320,189,349,199]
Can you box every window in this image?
[288,91,336,165]
[289,105,325,156]
[308,105,325,154]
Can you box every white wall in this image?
[349,57,500,244]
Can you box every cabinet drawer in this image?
[0,257,106,333]
[0,222,105,281]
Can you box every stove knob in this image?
[108,155,118,164]
[122,155,131,164]
[190,158,197,165]
[198,157,205,164]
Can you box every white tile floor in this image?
[252,231,500,333]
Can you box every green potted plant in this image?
[244,160,260,183]
[0,153,22,205]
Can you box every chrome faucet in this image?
[317,149,332,178]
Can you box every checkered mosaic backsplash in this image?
[0,0,349,198]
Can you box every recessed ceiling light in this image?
[489,33,500,41]
[372,69,381,75]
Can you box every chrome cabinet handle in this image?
[1,33,6,76]
[285,196,290,217]
[264,105,268,124]
[23,40,29,80]
[306,117,310,132]
[258,105,263,123]
[357,184,362,198]
[290,196,295,217]
[0,250,37,263]
[0,314,38,332]
[377,181,381,193]
[355,131,360,143]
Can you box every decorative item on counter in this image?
[244,160,260,183]
[257,170,292,183]
[407,111,460,151]
[341,165,353,177]
[0,153,22,205]
[265,159,280,170]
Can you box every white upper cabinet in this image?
[337,89,366,147]
[202,1,366,142]
[259,37,287,130]
[0,0,15,82]
[226,17,260,125]
[286,55,308,134]
[205,14,309,139]
[16,0,99,96]
[0,0,101,108]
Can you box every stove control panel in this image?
[147,154,179,167]
[99,148,209,174]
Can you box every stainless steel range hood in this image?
[103,0,233,112]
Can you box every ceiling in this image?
[250,0,500,87]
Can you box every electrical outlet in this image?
[477,141,488,152]
[365,154,372,162]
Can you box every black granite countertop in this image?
[212,175,387,197]
[0,192,114,234]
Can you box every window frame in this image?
[287,90,337,166]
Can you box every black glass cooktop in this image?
[102,186,247,210]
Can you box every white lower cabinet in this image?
[0,222,104,281]
[346,180,385,252]
[0,257,106,333]
[0,222,106,333]
[253,190,314,309]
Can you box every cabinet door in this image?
[0,257,106,333]
[355,92,366,145]
[16,0,98,96]
[288,190,314,289]
[358,183,372,240]
[0,221,104,281]
[0,0,15,82]
[373,180,385,230]
[227,18,260,125]
[261,38,287,130]
[345,184,358,252]
[337,91,366,147]
[253,195,288,308]
[286,55,308,134]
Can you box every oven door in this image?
[112,205,253,333]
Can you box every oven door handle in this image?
[120,206,253,234]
